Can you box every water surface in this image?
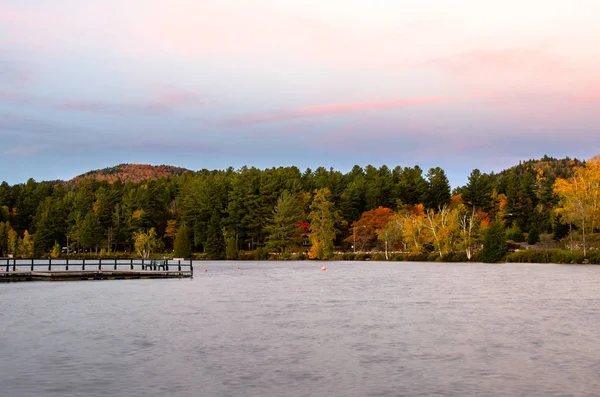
[1,261,599,397]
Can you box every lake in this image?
[1,261,599,397]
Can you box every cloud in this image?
[0,8,21,22]
[4,145,52,156]
[426,48,600,93]
[0,87,203,116]
[229,96,456,125]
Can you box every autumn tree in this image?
[18,230,35,258]
[265,191,305,253]
[424,205,459,258]
[133,228,164,258]
[400,204,428,254]
[308,188,340,260]
[554,155,600,256]
[344,206,394,252]
[8,226,18,257]
[455,204,482,260]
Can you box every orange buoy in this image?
[321,266,327,271]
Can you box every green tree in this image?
[0,221,8,256]
[462,169,493,212]
[265,191,305,253]
[205,210,225,259]
[482,220,508,263]
[397,166,428,206]
[226,235,239,260]
[425,167,451,210]
[308,188,339,260]
[80,211,103,252]
[527,228,540,245]
[173,223,192,258]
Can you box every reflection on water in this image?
[1,261,600,397]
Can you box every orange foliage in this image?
[407,203,425,217]
[476,210,490,228]
[451,194,463,206]
[344,206,394,248]
[71,164,191,184]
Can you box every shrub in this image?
[371,253,388,261]
[527,228,540,245]
[506,223,525,242]
[253,247,268,260]
[482,220,508,263]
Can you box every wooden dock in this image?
[0,258,193,282]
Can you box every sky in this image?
[1,0,600,187]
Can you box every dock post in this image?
[31,258,34,271]
[13,258,16,271]
[82,258,86,270]
[66,258,69,271]
[178,260,181,271]
[114,258,117,270]
[190,259,193,275]
[130,258,133,270]
[48,258,51,271]
[141,258,144,270]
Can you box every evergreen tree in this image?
[397,166,428,205]
[482,220,508,263]
[308,188,339,260]
[425,167,451,210]
[205,210,225,259]
[80,211,103,252]
[173,223,192,258]
[527,228,540,245]
[265,191,305,253]
[226,235,239,260]
[462,169,493,212]
[0,221,7,257]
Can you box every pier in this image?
[0,258,193,282]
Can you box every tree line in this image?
[0,155,595,261]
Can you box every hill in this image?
[70,164,191,184]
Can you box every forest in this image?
[1,155,599,263]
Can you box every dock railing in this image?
[0,258,194,274]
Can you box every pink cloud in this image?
[427,48,600,93]
[230,96,455,125]
[0,8,21,21]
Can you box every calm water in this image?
[1,261,600,397]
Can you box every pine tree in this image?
[425,167,451,210]
[482,220,508,263]
[173,223,192,258]
[265,191,305,253]
[205,210,225,259]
